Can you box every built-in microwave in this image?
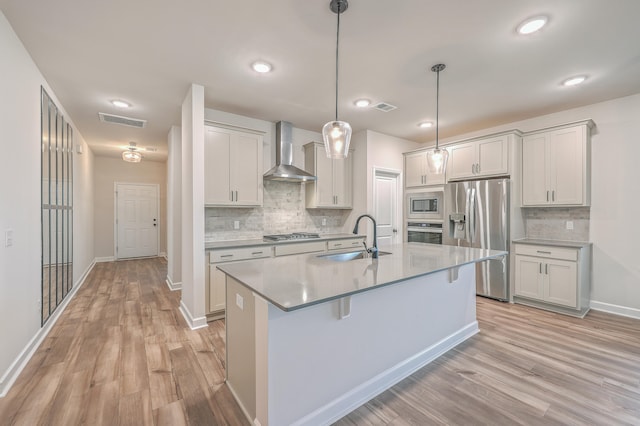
[406,188,443,220]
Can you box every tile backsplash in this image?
[205,181,350,241]
[523,207,589,241]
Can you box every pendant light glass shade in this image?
[323,0,351,159]
[323,120,352,158]
[122,142,142,163]
[425,63,448,175]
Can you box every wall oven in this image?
[406,189,443,220]
[407,221,443,245]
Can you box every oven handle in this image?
[407,228,443,234]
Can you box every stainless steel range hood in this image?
[263,121,317,183]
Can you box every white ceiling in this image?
[2,0,640,161]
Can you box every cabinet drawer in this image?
[209,246,272,263]
[274,241,326,257]
[327,238,364,250]
[514,244,577,262]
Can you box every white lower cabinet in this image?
[513,242,591,317]
[206,237,365,320]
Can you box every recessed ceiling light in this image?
[354,99,371,107]
[562,75,587,86]
[111,99,131,108]
[517,16,548,35]
[418,121,433,128]
[252,61,272,73]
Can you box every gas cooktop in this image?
[263,232,321,241]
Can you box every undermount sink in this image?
[318,250,392,262]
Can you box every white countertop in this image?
[512,238,592,249]
[217,242,506,312]
[205,233,363,250]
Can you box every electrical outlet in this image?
[566,221,574,230]
[5,229,13,247]
[322,218,327,226]
[233,220,240,230]
[236,293,244,310]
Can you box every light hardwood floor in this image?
[1,257,639,425]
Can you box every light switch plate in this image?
[233,220,240,230]
[566,221,574,230]
[5,229,13,247]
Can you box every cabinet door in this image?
[315,145,336,207]
[231,132,262,206]
[522,134,549,206]
[447,143,476,180]
[477,137,508,177]
[549,127,584,205]
[405,152,425,187]
[514,255,544,300]
[333,155,352,207]
[543,259,578,308]
[204,127,232,205]
[209,265,226,314]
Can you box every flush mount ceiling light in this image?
[562,75,587,86]
[110,99,131,108]
[517,16,548,35]
[354,99,371,107]
[425,64,449,176]
[122,142,142,163]
[322,0,352,159]
[418,121,433,128]
[252,61,272,73]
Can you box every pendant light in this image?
[322,0,352,159]
[425,63,449,175]
[122,142,142,163]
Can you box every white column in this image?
[179,84,207,329]
[166,125,182,290]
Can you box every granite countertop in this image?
[512,238,592,249]
[217,242,506,312]
[205,233,364,250]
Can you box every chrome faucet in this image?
[352,214,378,259]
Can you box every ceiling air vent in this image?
[98,112,147,128]
[143,147,158,152]
[372,102,397,112]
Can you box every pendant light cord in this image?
[435,68,440,149]
[335,6,341,122]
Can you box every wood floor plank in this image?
[1,257,639,426]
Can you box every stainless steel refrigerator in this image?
[443,178,510,301]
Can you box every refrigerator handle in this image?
[469,187,476,244]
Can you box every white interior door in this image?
[116,183,159,259]
[374,170,400,248]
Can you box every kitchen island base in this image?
[225,263,478,426]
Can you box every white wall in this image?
[0,11,94,395]
[93,157,167,259]
[435,93,640,315]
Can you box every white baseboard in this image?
[165,275,182,291]
[179,300,208,330]
[292,321,479,426]
[160,252,167,260]
[95,256,115,263]
[590,300,640,320]
[0,259,96,398]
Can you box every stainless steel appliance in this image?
[407,222,443,245]
[263,121,317,183]
[443,178,510,301]
[263,232,320,241]
[406,188,444,220]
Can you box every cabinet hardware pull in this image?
[476,163,480,173]
[230,191,233,202]
[221,254,233,258]
[552,190,555,202]
[545,264,548,274]
[334,243,342,247]
[546,190,550,202]
[539,263,542,274]
[471,164,475,174]
[536,250,552,254]
[251,251,263,255]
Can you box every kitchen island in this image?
[218,243,506,426]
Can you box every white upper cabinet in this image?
[404,150,445,188]
[304,142,353,209]
[522,121,593,207]
[204,125,263,207]
[446,134,510,181]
